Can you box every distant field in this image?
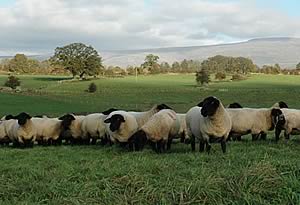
[0,74,300,204]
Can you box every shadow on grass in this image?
[35,77,73,81]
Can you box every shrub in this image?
[4,75,21,89]
[231,74,246,81]
[215,72,226,80]
[87,82,97,93]
[196,68,210,86]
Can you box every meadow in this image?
[0,74,299,204]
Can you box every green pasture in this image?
[0,74,299,204]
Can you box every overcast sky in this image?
[0,0,299,55]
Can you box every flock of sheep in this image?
[0,96,298,153]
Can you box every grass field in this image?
[0,74,300,204]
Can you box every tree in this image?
[215,72,226,80]
[50,43,103,78]
[296,62,300,70]
[196,68,210,86]
[141,54,160,74]
[8,54,29,73]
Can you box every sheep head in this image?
[200,96,220,117]
[271,108,286,128]
[58,114,76,130]
[15,112,32,126]
[104,114,125,132]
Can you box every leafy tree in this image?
[4,75,21,89]
[196,68,210,86]
[50,43,103,78]
[160,62,171,73]
[215,72,226,80]
[8,54,29,73]
[296,62,300,70]
[171,61,181,73]
[141,54,160,74]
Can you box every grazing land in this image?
[0,74,300,204]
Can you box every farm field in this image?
[0,74,300,204]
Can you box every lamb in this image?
[128,109,180,152]
[104,111,139,144]
[186,96,232,153]
[226,107,283,141]
[6,112,37,147]
[274,108,300,141]
[128,104,171,128]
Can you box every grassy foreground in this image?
[0,74,300,204]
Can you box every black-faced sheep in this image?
[104,111,139,145]
[274,108,300,142]
[6,112,36,147]
[186,96,232,153]
[226,108,283,141]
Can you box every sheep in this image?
[104,111,139,145]
[0,119,14,145]
[58,108,119,145]
[31,117,63,145]
[272,101,288,109]
[6,112,37,147]
[128,104,172,128]
[81,113,109,145]
[274,108,300,142]
[186,96,232,153]
[175,113,189,143]
[186,106,202,151]
[226,103,243,141]
[226,107,283,141]
[128,109,180,153]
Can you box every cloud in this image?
[0,0,299,55]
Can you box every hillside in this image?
[101,37,300,68]
[1,37,300,68]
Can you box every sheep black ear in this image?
[102,108,118,115]
[278,101,288,108]
[228,102,243,108]
[104,118,111,123]
[5,114,15,120]
[157,104,172,110]
[197,101,203,107]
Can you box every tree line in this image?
[1,42,300,78]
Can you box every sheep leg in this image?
[91,138,97,145]
[205,141,211,154]
[275,128,281,142]
[236,136,242,141]
[167,138,173,150]
[199,141,205,152]
[161,140,167,153]
[252,134,259,141]
[190,135,196,151]
[260,133,267,140]
[284,131,290,144]
[221,137,226,154]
